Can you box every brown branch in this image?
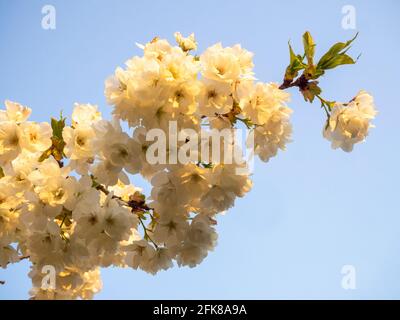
[279,74,309,90]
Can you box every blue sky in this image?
[0,0,399,299]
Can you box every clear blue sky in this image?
[0,0,399,299]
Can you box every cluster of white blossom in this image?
[323,90,377,152]
[0,33,377,300]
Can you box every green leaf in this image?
[302,31,318,79]
[319,53,355,70]
[284,42,306,81]
[39,114,66,163]
[317,33,358,71]
[302,31,316,65]
[51,116,66,140]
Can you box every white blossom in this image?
[174,32,197,52]
[323,90,377,152]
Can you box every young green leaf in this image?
[317,33,358,71]
[39,115,67,162]
[302,31,316,65]
[284,42,306,81]
[51,116,66,140]
[320,54,355,70]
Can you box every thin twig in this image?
[59,214,67,228]
[139,217,158,249]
